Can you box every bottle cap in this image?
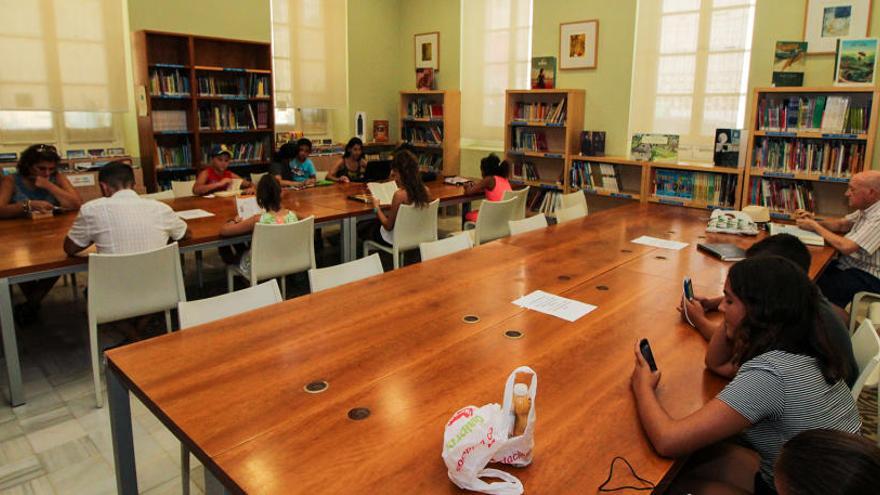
[513,383,529,396]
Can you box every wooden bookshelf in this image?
[646,161,745,211]
[399,90,460,177]
[741,86,879,219]
[133,31,275,191]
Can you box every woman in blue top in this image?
[0,144,82,218]
[271,138,317,188]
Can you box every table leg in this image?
[0,278,24,406]
[195,251,204,290]
[204,468,231,495]
[108,367,138,495]
[341,218,357,263]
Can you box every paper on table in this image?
[631,235,688,250]
[512,290,597,322]
[236,196,264,219]
[176,209,215,220]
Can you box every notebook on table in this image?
[769,223,825,246]
[697,243,746,261]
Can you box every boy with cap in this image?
[193,144,253,195]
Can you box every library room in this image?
[2,0,880,493]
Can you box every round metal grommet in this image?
[655,256,667,260]
[463,315,480,324]
[348,407,370,420]
[304,380,329,394]
[596,285,609,291]
[558,275,571,281]
[621,249,633,253]
[667,230,676,234]
[698,235,706,239]
[504,330,523,339]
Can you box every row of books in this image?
[155,143,192,168]
[752,138,866,177]
[416,153,442,172]
[653,170,738,207]
[198,103,269,131]
[757,96,870,133]
[196,74,270,98]
[513,161,540,181]
[402,126,443,145]
[570,161,623,192]
[512,99,566,124]
[152,110,188,132]
[149,69,190,96]
[748,178,815,213]
[200,140,268,163]
[512,128,549,152]
[526,189,563,216]
[405,99,444,119]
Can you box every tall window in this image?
[460,0,533,147]
[0,0,127,147]
[629,0,755,161]
[271,0,347,137]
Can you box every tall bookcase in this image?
[742,86,879,220]
[399,90,460,177]
[133,31,275,191]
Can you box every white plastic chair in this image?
[463,197,517,246]
[171,180,196,198]
[555,204,587,224]
[308,253,384,293]
[849,291,880,334]
[227,216,316,299]
[851,320,880,403]
[502,186,530,220]
[363,199,439,269]
[250,172,267,185]
[509,213,548,236]
[87,243,186,407]
[560,190,589,216]
[419,233,473,261]
[141,190,175,200]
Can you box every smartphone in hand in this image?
[639,338,658,372]
[683,277,694,301]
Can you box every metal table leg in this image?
[205,469,231,495]
[108,366,138,495]
[341,218,358,263]
[0,278,24,406]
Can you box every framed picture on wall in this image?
[559,20,598,70]
[804,0,873,54]
[414,32,440,71]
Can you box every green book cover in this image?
[813,96,827,129]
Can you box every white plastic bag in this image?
[441,366,537,495]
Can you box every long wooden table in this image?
[0,181,475,406]
[105,204,834,494]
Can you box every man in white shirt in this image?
[796,170,880,309]
[64,162,189,255]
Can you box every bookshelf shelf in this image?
[749,169,853,183]
[399,90,460,176]
[578,187,641,201]
[509,121,566,128]
[510,179,563,190]
[134,31,275,191]
[649,162,742,175]
[752,130,868,140]
[569,155,646,166]
[646,161,744,210]
[510,150,566,159]
[567,155,646,206]
[647,196,736,211]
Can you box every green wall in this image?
[397,0,460,91]
[128,0,271,41]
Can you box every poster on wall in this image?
[803,0,872,54]
[559,20,598,69]
[414,32,440,70]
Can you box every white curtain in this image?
[460,0,533,147]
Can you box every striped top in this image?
[838,199,880,279]
[717,350,861,486]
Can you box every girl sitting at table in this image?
[370,150,431,246]
[193,144,253,196]
[220,175,299,271]
[328,137,367,183]
[461,153,512,223]
[631,256,860,495]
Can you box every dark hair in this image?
[746,234,811,273]
[776,429,880,495]
[256,174,282,212]
[97,161,135,189]
[727,256,846,383]
[18,144,60,176]
[392,150,430,208]
[343,137,363,159]
[275,142,298,162]
[296,137,312,152]
[480,154,510,178]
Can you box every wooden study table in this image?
[105,204,835,494]
[0,181,476,406]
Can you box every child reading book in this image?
[461,153,512,222]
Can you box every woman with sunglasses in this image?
[0,144,82,219]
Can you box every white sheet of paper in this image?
[236,196,264,219]
[512,290,597,322]
[631,235,688,251]
[176,209,215,220]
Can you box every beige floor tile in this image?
[0,457,45,491]
[36,437,100,473]
[54,377,97,404]
[17,408,73,436]
[64,395,109,434]
[12,393,65,423]
[0,422,24,444]
[0,437,34,465]
[141,475,204,495]
[25,420,87,454]
[134,452,178,493]
[47,458,115,495]
[0,475,55,495]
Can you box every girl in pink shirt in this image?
[462,154,513,222]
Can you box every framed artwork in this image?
[834,38,878,85]
[803,0,872,54]
[414,32,440,71]
[559,20,598,70]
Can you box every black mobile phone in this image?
[639,338,658,372]
[683,277,694,301]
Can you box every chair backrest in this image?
[171,180,196,198]
[178,280,282,329]
[308,253,384,292]
[502,186,530,220]
[141,190,175,200]
[851,319,880,400]
[251,216,316,282]
[560,190,589,215]
[250,172,268,185]
[555,203,587,224]
[419,233,473,261]
[474,197,517,245]
[87,243,186,325]
[509,213,548,236]
[393,199,439,251]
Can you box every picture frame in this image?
[834,37,878,86]
[803,0,872,54]
[559,20,598,70]
[414,32,440,71]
